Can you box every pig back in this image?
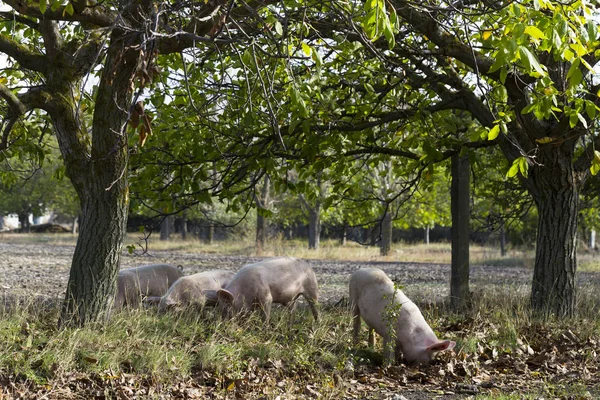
[116,264,183,308]
[161,269,235,308]
[225,257,318,304]
[349,268,399,336]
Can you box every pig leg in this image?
[258,296,273,323]
[368,328,376,348]
[352,303,361,344]
[394,342,403,364]
[306,295,319,322]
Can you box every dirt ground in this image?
[2,240,600,307]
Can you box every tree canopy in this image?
[1,0,599,325]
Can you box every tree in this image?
[0,0,288,327]
[290,0,599,316]
[255,175,271,254]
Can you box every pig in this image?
[216,257,319,322]
[114,264,184,310]
[156,270,235,313]
[349,268,455,364]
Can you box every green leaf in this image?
[577,113,588,129]
[274,21,283,36]
[63,2,74,16]
[524,26,547,40]
[518,157,528,177]
[40,0,47,14]
[500,67,508,84]
[518,46,545,75]
[301,42,312,56]
[506,160,519,178]
[488,125,500,141]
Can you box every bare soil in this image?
[2,241,600,306]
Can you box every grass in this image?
[1,234,600,398]
[1,287,599,398]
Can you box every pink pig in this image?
[216,257,319,322]
[157,269,235,313]
[114,264,183,310]
[349,268,455,364]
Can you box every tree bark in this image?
[450,154,470,310]
[255,176,270,255]
[160,215,171,241]
[425,225,430,245]
[58,12,143,327]
[529,169,578,317]
[380,209,392,256]
[500,222,506,257]
[18,213,30,233]
[180,212,188,240]
[207,223,214,245]
[308,204,321,250]
[340,222,347,246]
[589,229,596,250]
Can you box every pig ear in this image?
[216,289,234,304]
[426,340,456,353]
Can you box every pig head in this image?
[216,257,319,322]
[157,269,234,313]
[114,264,184,310]
[349,268,455,364]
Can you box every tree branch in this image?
[3,0,116,27]
[0,35,47,72]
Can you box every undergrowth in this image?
[0,288,599,399]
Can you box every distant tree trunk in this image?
[451,154,470,310]
[160,215,171,241]
[71,215,79,234]
[207,223,214,245]
[589,229,596,250]
[500,222,506,257]
[300,177,323,250]
[308,204,321,250]
[255,176,270,255]
[180,212,187,240]
[380,209,392,256]
[18,213,30,233]
[340,222,347,246]
[424,225,430,245]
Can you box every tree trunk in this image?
[18,213,30,233]
[180,213,187,240]
[160,215,171,241]
[308,204,321,250]
[71,215,79,234]
[589,229,596,250]
[450,154,470,310]
[530,177,578,317]
[207,223,214,245]
[424,225,430,245]
[255,176,270,255]
[58,17,142,327]
[500,222,506,257]
[380,209,392,256]
[340,223,347,246]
